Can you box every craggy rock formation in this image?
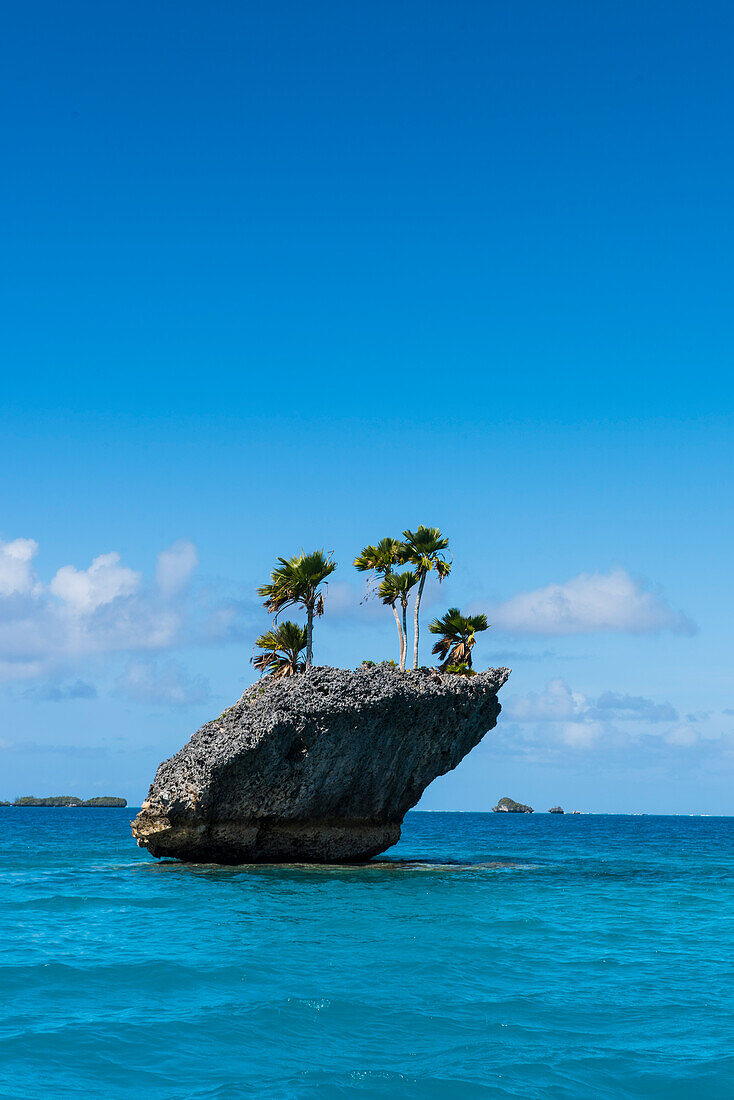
[493,796,533,813]
[132,664,510,864]
[549,806,564,814]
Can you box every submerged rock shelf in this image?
[132,664,510,864]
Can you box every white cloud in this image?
[505,680,605,748]
[507,678,587,722]
[560,721,601,748]
[502,680,685,753]
[115,659,210,707]
[0,538,39,596]
[50,552,141,613]
[490,568,695,636]
[155,540,198,597]
[591,691,678,723]
[666,724,699,747]
[0,536,256,684]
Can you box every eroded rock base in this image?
[134,814,401,864]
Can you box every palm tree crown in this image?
[378,570,418,670]
[354,536,407,664]
[399,526,451,669]
[400,526,450,576]
[353,537,406,578]
[257,549,336,669]
[429,607,489,670]
[252,621,307,678]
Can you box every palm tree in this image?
[257,550,336,669]
[353,537,406,662]
[429,608,489,670]
[252,621,307,678]
[378,570,418,670]
[400,526,451,669]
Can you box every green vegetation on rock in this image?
[12,795,127,807]
[14,795,83,806]
[257,550,336,670]
[429,608,489,671]
[81,797,127,807]
[251,527,495,678]
[354,538,410,667]
[252,621,307,678]
[399,527,452,670]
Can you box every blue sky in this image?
[2,1,733,811]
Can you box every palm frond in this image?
[354,537,406,575]
[428,607,489,669]
[400,526,452,578]
[378,569,418,608]
[252,620,307,677]
[258,549,336,615]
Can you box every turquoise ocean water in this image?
[1,809,733,1098]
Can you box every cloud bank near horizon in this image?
[499,679,732,756]
[0,535,254,685]
[0,540,698,731]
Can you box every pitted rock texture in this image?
[132,664,510,864]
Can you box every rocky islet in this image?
[493,796,534,813]
[132,664,510,863]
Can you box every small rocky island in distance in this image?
[491,800,570,813]
[6,796,127,807]
[493,796,534,813]
[133,527,513,865]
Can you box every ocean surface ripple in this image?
[1,809,733,1098]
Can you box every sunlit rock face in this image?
[132,664,510,864]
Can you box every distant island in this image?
[8,796,127,807]
[493,796,534,813]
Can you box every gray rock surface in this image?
[132,664,510,864]
[493,796,533,813]
[549,806,564,814]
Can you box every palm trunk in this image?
[306,606,314,669]
[391,603,404,670]
[401,602,408,671]
[413,572,426,670]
